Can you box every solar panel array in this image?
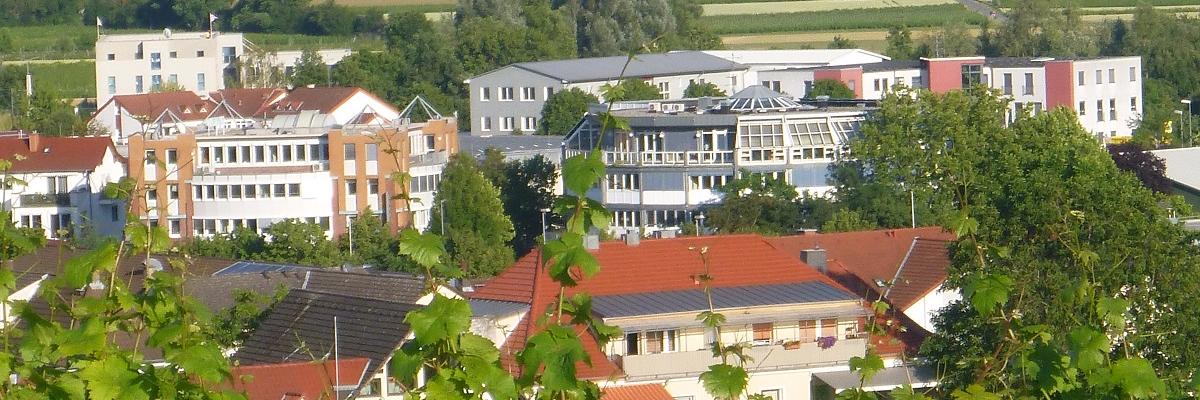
[213,261,311,276]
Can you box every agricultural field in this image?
[702,0,956,15]
[702,4,987,35]
[27,62,96,99]
[332,0,455,13]
[992,0,1200,6]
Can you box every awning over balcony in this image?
[813,365,938,393]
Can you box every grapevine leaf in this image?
[697,310,727,328]
[397,228,446,270]
[562,152,604,195]
[1097,297,1129,332]
[169,343,228,383]
[405,295,471,346]
[949,211,978,238]
[78,357,142,400]
[963,273,1012,316]
[388,345,424,390]
[520,325,588,391]
[460,333,500,363]
[836,388,878,400]
[699,364,749,400]
[890,384,929,400]
[1111,358,1166,399]
[543,233,600,286]
[55,317,106,357]
[951,384,1000,400]
[1068,327,1109,371]
[424,373,463,399]
[848,350,885,383]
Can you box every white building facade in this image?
[95,31,245,105]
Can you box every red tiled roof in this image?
[267,87,361,116]
[229,358,370,400]
[109,91,215,122]
[209,88,287,118]
[0,134,120,173]
[473,234,855,380]
[602,384,674,400]
[886,238,953,309]
[767,227,954,297]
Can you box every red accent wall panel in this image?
[924,58,983,93]
[813,67,864,98]
[1044,60,1075,110]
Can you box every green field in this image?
[702,4,988,35]
[26,61,96,99]
[994,0,1200,6]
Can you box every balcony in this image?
[411,150,449,167]
[20,193,71,207]
[564,150,734,166]
[619,337,867,381]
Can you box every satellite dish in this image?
[163,28,172,38]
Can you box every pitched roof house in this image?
[228,358,371,400]
[468,234,873,400]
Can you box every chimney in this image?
[659,229,676,239]
[584,230,601,250]
[801,248,827,273]
[624,231,640,246]
[26,132,39,152]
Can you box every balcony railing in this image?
[618,337,867,381]
[411,150,449,167]
[20,193,71,207]
[563,150,734,166]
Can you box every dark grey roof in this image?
[469,299,529,317]
[591,282,857,318]
[184,270,306,311]
[861,59,923,72]
[984,57,1051,68]
[232,289,417,370]
[508,51,747,83]
[303,269,426,304]
[458,133,564,156]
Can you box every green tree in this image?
[805,79,854,99]
[917,21,979,58]
[303,0,355,36]
[1108,142,1171,194]
[172,0,228,30]
[540,88,598,135]
[290,48,328,87]
[707,171,801,235]
[429,153,515,277]
[455,17,533,76]
[684,81,727,98]
[602,79,663,102]
[820,208,876,232]
[261,219,340,266]
[885,26,916,60]
[827,35,855,49]
[185,226,266,260]
[338,208,418,271]
[479,149,561,256]
[208,286,288,348]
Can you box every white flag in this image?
[209,13,218,23]
[96,17,103,27]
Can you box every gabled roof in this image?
[496,51,747,83]
[265,87,399,120]
[229,358,370,400]
[601,383,675,400]
[107,91,215,122]
[302,269,426,304]
[885,238,953,309]
[471,234,859,380]
[0,134,121,173]
[703,49,889,66]
[232,289,417,374]
[208,87,288,118]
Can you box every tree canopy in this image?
[805,79,855,99]
[540,88,598,135]
[429,153,516,277]
[603,79,664,102]
[479,149,561,256]
[684,81,727,98]
[289,48,327,87]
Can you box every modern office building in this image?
[761,56,1144,139]
[95,30,245,105]
[465,51,752,136]
[0,132,128,240]
[125,114,458,239]
[703,49,889,79]
[563,86,872,235]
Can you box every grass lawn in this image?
[720,27,977,51]
[994,0,1200,6]
[702,4,987,35]
[703,0,956,15]
[331,0,455,13]
[26,61,96,99]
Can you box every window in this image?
[502,117,515,131]
[169,51,177,58]
[961,64,982,88]
[821,318,837,337]
[344,144,356,160]
[481,117,492,131]
[150,52,161,70]
[738,123,784,147]
[288,184,300,197]
[241,146,251,162]
[1095,70,1103,84]
[106,77,116,95]
[799,320,817,342]
[196,50,205,57]
[168,74,177,84]
[197,73,206,92]
[1131,97,1138,113]
[1108,68,1116,83]
[522,117,537,131]
[281,145,292,162]
[135,44,144,60]
[411,174,441,193]
[689,175,730,190]
[205,185,215,199]
[1109,98,1117,121]
[1097,100,1104,122]
[760,389,781,400]
[216,185,227,199]
[346,180,358,195]
[106,53,115,61]
[222,46,237,63]
[151,75,162,90]
[1129,66,1137,81]
[110,205,119,222]
[521,87,536,101]
[50,214,71,238]
[730,76,738,87]
[643,330,676,354]
[258,184,270,198]
[911,76,922,87]
[625,333,640,355]
[545,87,554,98]
[254,146,265,162]
[753,323,773,344]
[606,174,640,190]
[847,79,856,91]
[169,219,181,235]
[47,176,68,193]
[1078,101,1086,116]
[230,185,242,199]
[367,179,379,195]
[168,184,178,200]
[500,87,514,101]
[366,143,378,161]
[1078,70,1085,86]
[135,76,144,93]
[148,188,159,203]
[1023,73,1034,95]
[480,87,491,101]
[245,185,256,198]
[657,81,670,98]
[1002,73,1012,95]
[273,184,285,197]
[145,150,156,165]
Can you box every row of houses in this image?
[1,86,457,241]
[4,226,957,400]
[466,50,1142,140]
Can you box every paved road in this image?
[958,0,1009,23]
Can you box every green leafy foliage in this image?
[600,79,664,102]
[684,82,727,98]
[406,295,473,346]
[963,273,1013,316]
[429,153,516,278]
[540,88,599,136]
[805,79,855,99]
[699,364,750,400]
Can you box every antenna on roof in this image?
[399,95,443,123]
[334,316,340,391]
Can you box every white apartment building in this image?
[0,133,127,240]
[564,86,871,235]
[95,31,244,105]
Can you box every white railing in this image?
[621,337,867,381]
[566,150,735,166]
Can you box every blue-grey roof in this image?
[469,299,530,317]
[213,260,317,276]
[591,282,856,318]
[508,51,747,83]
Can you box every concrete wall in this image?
[468,66,563,136]
[903,284,961,333]
[1072,57,1142,138]
[95,31,243,104]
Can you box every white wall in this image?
[758,69,815,98]
[6,147,127,239]
[903,284,961,333]
[1072,57,1142,138]
[95,32,244,104]
[330,91,401,125]
[861,69,924,99]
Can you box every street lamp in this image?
[539,208,552,242]
[1183,99,1194,146]
[694,213,706,237]
[1176,110,1187,146]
